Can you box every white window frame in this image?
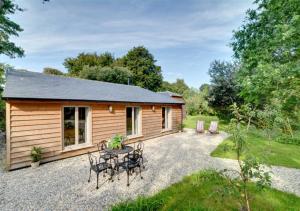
[62,106,92,150]
[126,106,142,138]
[162,107,172,131]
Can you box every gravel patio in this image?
[0,130,300,210]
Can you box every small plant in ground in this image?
[30,146,42,162]
[108,134,124,149]
[219,103,271,211]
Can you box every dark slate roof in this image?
[158,91,184,104]
[3,70,184,104]
[157,91,183,97]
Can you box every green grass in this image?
[211,128,300,169]
[112,170,300,211]
[184,115,300,169]
[183,114,229,131]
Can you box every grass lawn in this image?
[183,114,229,131]
[112,170,300,210]
[184,115,300,169]
[211,128,300,169]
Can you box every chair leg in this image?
[96,173,99,189]
[127,170,130,186]
[141,156,145,169]
[88,167,91,183]
[110,168,114,182]
[139,165,143,179]
[114,165,120,180]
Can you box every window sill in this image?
[62,143,95,153]
[127,134,144,140]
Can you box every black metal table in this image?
[104,145,134,155]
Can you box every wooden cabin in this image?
[3,70,184,170]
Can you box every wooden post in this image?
[5,102,11,170]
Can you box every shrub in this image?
[30,146,42,162]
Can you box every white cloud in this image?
[10,0,252,55]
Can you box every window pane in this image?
[126,107,132,136]
[162,107,165,129]
[78,107,87,144]
[134,107,139,135]
[64,107,75,147]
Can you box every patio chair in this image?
[114,150,143,186]
[129,141,145,169]
[97,141,117,164]
[87,152,113,189]
[208,121,219,134]
[196,120,205,133]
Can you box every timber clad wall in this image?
[7,101,182,170]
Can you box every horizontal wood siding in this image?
[92,104,126,142]
[7,101,182,170]
[9,102,62,169]
[142,105,163,138]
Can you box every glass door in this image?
[63,107,89,148]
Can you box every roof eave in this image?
[2,97,185,105]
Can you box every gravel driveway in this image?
[0,130,299,210]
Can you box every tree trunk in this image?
[247,117,251,131]
[244,189,251,211]
[286,118,294,138]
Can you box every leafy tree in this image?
[231,0,300,117]
[256,104,281,144]
[161,79,189,95]
[79,65,132,84]
[199,83,210,93]
[112,57,125,67]
[207,60,242,115]
[122,46,163,91]
[240,104,256,131]
[43,67,64,75]
[0,0,24,57]
[184,88,212,115]
[0,63,13,130]
[0,64,5,130]
[63,52,114,76]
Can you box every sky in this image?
[1,0,253,88]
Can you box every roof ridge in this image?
[8,69,145,90]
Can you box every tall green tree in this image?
[184,88,213,115]
[161,79,189,95]
[43,67,64,75]
[0,64,5,130]
[122,46,163,91]
[63,52,114,76]
[0,0,24,57]
[231,0,300,117]
[199,83,210,93]
[0,63,13,130]
[208,60,242,115]
[79,65,132,85]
